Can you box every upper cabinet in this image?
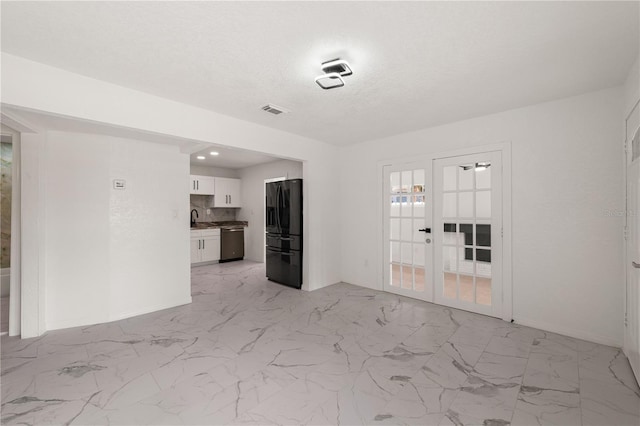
[190,175,215,195]
[213,177,241,207]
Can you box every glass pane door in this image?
[434,152,502,317]
[383,162,432,301]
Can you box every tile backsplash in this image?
[190,195,237,222]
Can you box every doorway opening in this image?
[1,134,12,334]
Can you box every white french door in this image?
[383,150,504,318]
[383,162,433,301]
[433,152,503,317]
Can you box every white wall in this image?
[237,159,303,263]
[624,56,639,119]
[20,132,47,337]
[43,131,191,330]
[190,164,240,178]
[339,87,624,346]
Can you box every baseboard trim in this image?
[47,297,193,332]
[305,281,342,292]
[513,316,622,348]
[109,297,193,323]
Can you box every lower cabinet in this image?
[190,229,221,264]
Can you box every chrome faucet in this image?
[190,209,199,227]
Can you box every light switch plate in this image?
[113,179,126,190]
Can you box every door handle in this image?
[202,239,205,249]
[198,240,201,250]
[418,228,431,233]
[633,261,640,269]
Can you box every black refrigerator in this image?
[265,179,302,289]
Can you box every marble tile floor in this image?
[1,260,639,425]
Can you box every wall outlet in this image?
[206,209,211,215]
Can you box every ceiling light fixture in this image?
[315,58,353,90]
[315,72,345,90]
[321,58,353,77]
[196,155,205,160]
[460,163,491,171]
[210,151,219,156]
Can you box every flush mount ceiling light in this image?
[315,58,353,90]
[196,155,206,160]
[315,72,345,90]
[460,163,491,171]
[210,151,219,156]
[321,58,352,77]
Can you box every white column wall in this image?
[44,132,111,329]
[20,132,47,338]
[42,131,191,330]
[108,135,191,322]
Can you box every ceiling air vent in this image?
[261,104,290,115]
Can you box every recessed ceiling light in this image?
[196,155,205,160]
[210,151,219,156]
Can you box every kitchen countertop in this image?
[190,221,248,230]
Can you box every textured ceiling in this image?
[2,1,638,146]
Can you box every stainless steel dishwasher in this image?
[220,227,244,262]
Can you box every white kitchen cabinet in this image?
[213,177,241,207]
[190,175,216,195]
[190,229,220,264]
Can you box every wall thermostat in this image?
[113,179,126,190]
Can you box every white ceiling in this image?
[2,2,638,146]
[189,145,279,169]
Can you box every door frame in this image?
[1,121,23,337]
[624,98,640,380]
[377,142,513,321]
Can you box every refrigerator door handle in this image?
[275,184,281,233]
